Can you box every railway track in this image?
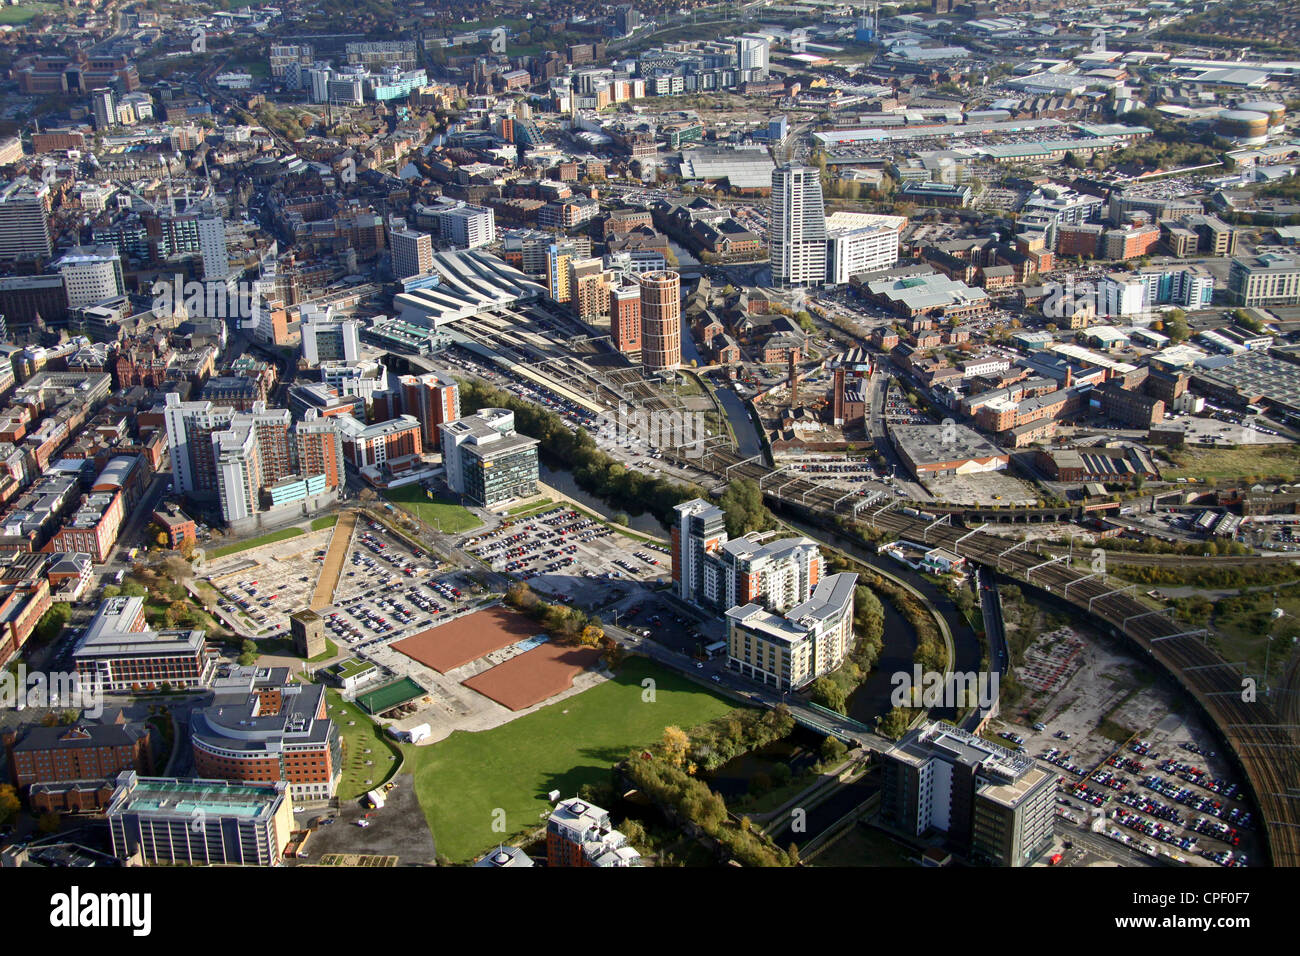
[680,445,1300,867]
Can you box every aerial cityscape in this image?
[0,0,1291,901]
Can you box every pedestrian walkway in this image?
[311,511,358,610]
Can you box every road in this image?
[605,622,891,749]
[978,567,1009,676]
[96,471,171,588]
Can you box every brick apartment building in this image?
[546,797,642,866]
[4,713,153,808]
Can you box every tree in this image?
[38,811,61,834]
[661,725,690,766]
[820,735,848,765]
[32,603,72,644]
[0,784,19,825]
[788,842,801,864]
[879,706,913,740]
[809,676,847,715]
[619,817,648,847]
[120,580,147,599]
[238,639,258,666]
[718,477,773,538]
[505,581,540,614]
[1164,311,1190,343]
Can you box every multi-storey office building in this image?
[390,228,434,280]
[72,596,214,692]
[880,722,1055,867]
[300,308,361,365]
[190,666,341,801]
[0,178,52,261]
[439,409,540,508]
[1228,253,1300,307]
[54,245,125,309]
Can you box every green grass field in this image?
[1212,585,1300,682]
[0,2,57,24]
[311,515,339,531]
[206,527,304,559]
[383,485,482,534]
[402,657,736,862]
[325,689,403,801]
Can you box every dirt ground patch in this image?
[392,607,543,673]
[461,643,603,711]
[311,510,357,610]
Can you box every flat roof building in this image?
[439,408,539,508]
[890,423,1009,479]
[106,771,294,866]
[71,596,215,693]
[880,721,1055,866]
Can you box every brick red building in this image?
[546,797,642,867]
[151,502,197,548]
[190,666,340,801]
[4,715,153,793]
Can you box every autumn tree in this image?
[661,725,690,766]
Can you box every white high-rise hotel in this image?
[771,165,827,288]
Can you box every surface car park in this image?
[461,508,667,601]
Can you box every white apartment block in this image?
[824,212,904,285]
[430,201,496,249]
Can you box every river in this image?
[539,463,669,537]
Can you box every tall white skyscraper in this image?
[736,36,769,73]
[197,216,229,280]
[771,165,827,288]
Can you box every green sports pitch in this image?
[356,677,426,715]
